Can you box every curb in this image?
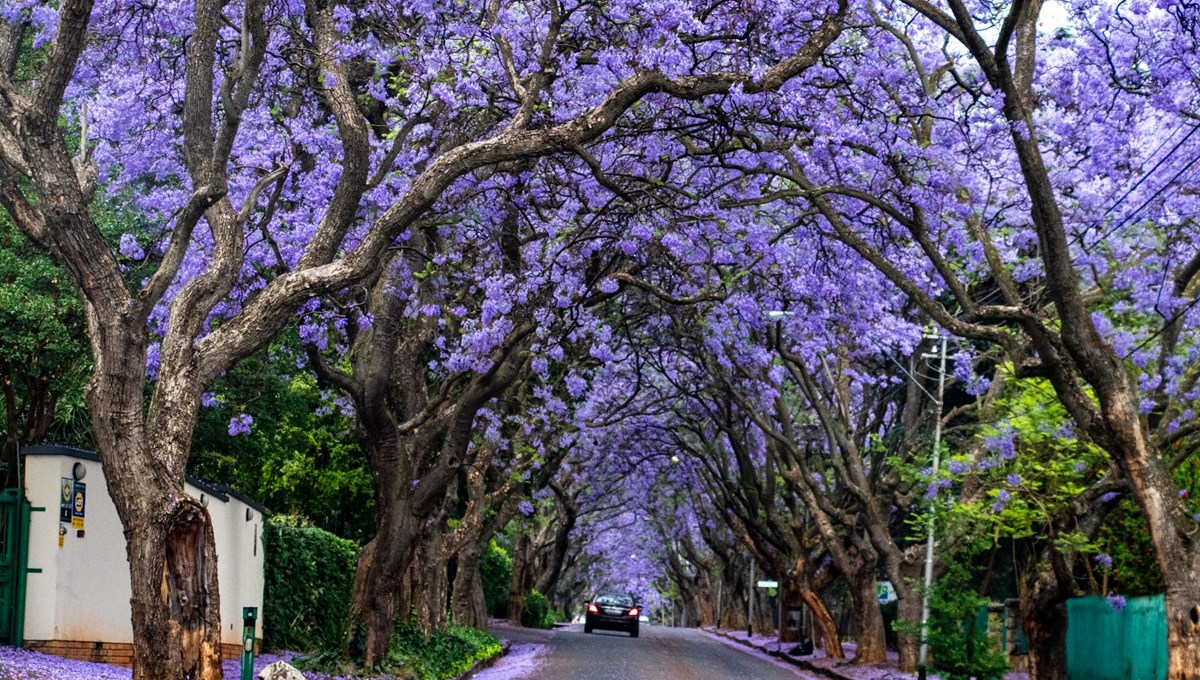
[702,628,847,680]
[454,640,512,680]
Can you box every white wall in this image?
[22,449,264,645]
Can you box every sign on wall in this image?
[71,482,86,530]
[60,478,73,523]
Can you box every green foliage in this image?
[1094,497,1164,596]
[0,226,92,451]
[480,539,512,617]
[263,516,360,652]
[923,563,1010,680]
[520,589,555,629]
[386,623,502,680]
[190,335,375,541]
[298,623,501,680]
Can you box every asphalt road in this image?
[490,624,815,680]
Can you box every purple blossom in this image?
[227,413,252,436]
[118,233,144,260]
[1095,553,1113,569]
[947,460,971,475]
[985,429,1017,461]
[1106,594,1127,612]
[992,489,1011,513]
[924,477,952,500]
[518,500,535,517]
[1007,473,1022,486]
[1101,491,1121,503]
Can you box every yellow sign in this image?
[71,482,86,530]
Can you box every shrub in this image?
[263,515,360,651]
[520,589,555,629]
[480,539,512,617]
[387,623,503,680]
[925,564,1010,680]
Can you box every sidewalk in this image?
[702,627,1030,680]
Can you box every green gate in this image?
[0,488,33,646]
[1066,594,1167,680]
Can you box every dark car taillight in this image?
[629,607,639,617]
[588,603,599,614]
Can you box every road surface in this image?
[486,624,816,680]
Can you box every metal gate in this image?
[0,488,32,645]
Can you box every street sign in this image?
[756,580,779,588]
[876,581,896,604]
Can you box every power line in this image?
[1081,149,1200,253]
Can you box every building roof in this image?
[21,443,268,515]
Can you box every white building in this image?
[16,444,265,666]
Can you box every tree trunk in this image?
[87,346,224,680]
[124,500,223,680]
[409,529,449,633]
[801,590,844,658]
[895,582,922,672]
[507,533,534,626]
[848,568,888,664]
[724,587,749,631]
[1021,571,1068,680]
[348,495,424,667]
[451,545,488,628]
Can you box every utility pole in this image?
[748,558,755,637]
[918,336,949,678]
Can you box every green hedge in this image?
[263,515,360,651]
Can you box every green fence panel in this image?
[1067,595,1166,680]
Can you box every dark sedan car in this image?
[584,593,640,637]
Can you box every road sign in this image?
[876,581,896,604]
[756,580,779,588]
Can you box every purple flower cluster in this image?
[992,489,1011,513]
[227,413,253,437]
[1106,594,1128,612]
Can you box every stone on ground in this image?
[257,660,306,680]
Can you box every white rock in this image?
[258,660,307,680]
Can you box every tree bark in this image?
[451,545,488,629]
[802,590,843,658]
[1021,570,1069,680]
[507,533,534,626]
[847,567,888,664]
[895,577,923,672]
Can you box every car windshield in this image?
[594,594,633,606]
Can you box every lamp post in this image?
[917,336,949,678]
